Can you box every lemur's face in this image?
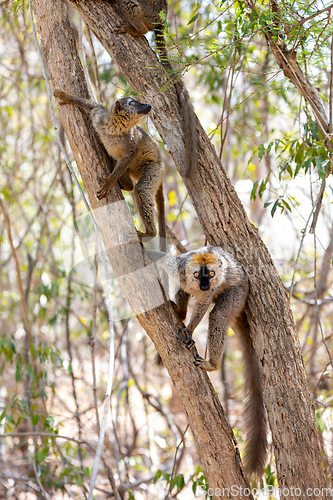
[116,97,151,121]
[187,253,222,292]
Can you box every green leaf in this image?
[49,314,58,326]
[162,472,170,483]
[286,163,293,178]
[175,474,185,491]
[32,413,40,426]
[281,199,292,212]
[294,145,304,165]
[250,181,258,201]
[258,144,265,160]
[258,175,270,199]
[188,12,199,25]
[289,139,298,154]
[266,141,274,156]
[6,414,14,425]
[315,156,326,178]
[303,158,312,174]
[64,442,72,455]
[13,0,22,14]
[311,122,318,140]
[15,363,23,382]
[0,338,16,359]
[271,200,279,217]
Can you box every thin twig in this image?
[166,225,188,254]
[65,199,87,497]
[312,226,333,371]
[129,364,185,472]
[165,424,189,500]
[0,199,32,336]
[29,3,117,499]
[314,360,333,397]
[289,179,326,301]
[219,42,237,159]
[309,177,326,234]
[210,68,282,138]
[0,199,48,496]
[0,432,97,451]
[91,245,100,433]
[328,35,333,133]
[32,461,52,500]
[286,3,333,32]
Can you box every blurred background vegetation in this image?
[0,0,332,497]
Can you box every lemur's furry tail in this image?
[178,85,198,178]
[155,352,163,366]
[153,27,198,179]
[236,312,268,478]
[155,183,166,252]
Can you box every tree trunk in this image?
[31,0,254,496]
[31,0,329,496]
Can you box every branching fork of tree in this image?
[31,0,330,497]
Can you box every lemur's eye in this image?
[129,100,136,106]
[193,271,200,278]
[209,271,215,277]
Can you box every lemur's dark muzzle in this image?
[198,264,211,291]
[199,279,211,291]
[138,103,151,115]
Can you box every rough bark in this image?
[31,0,330,496]
[31,0,254,496]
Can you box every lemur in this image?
[112,0,198,177]
[54,90,166,250]
[146,246,268,478]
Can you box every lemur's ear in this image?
[114,100,122,112]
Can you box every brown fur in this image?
[235,312,268,477]
[112,0,198,178]
[54,89,166,250]
[147,246,268,478]
[112,0,167,36]
[191,253,219,265]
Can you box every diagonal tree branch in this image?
[32,0,329,495]
[31,0,253,496]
